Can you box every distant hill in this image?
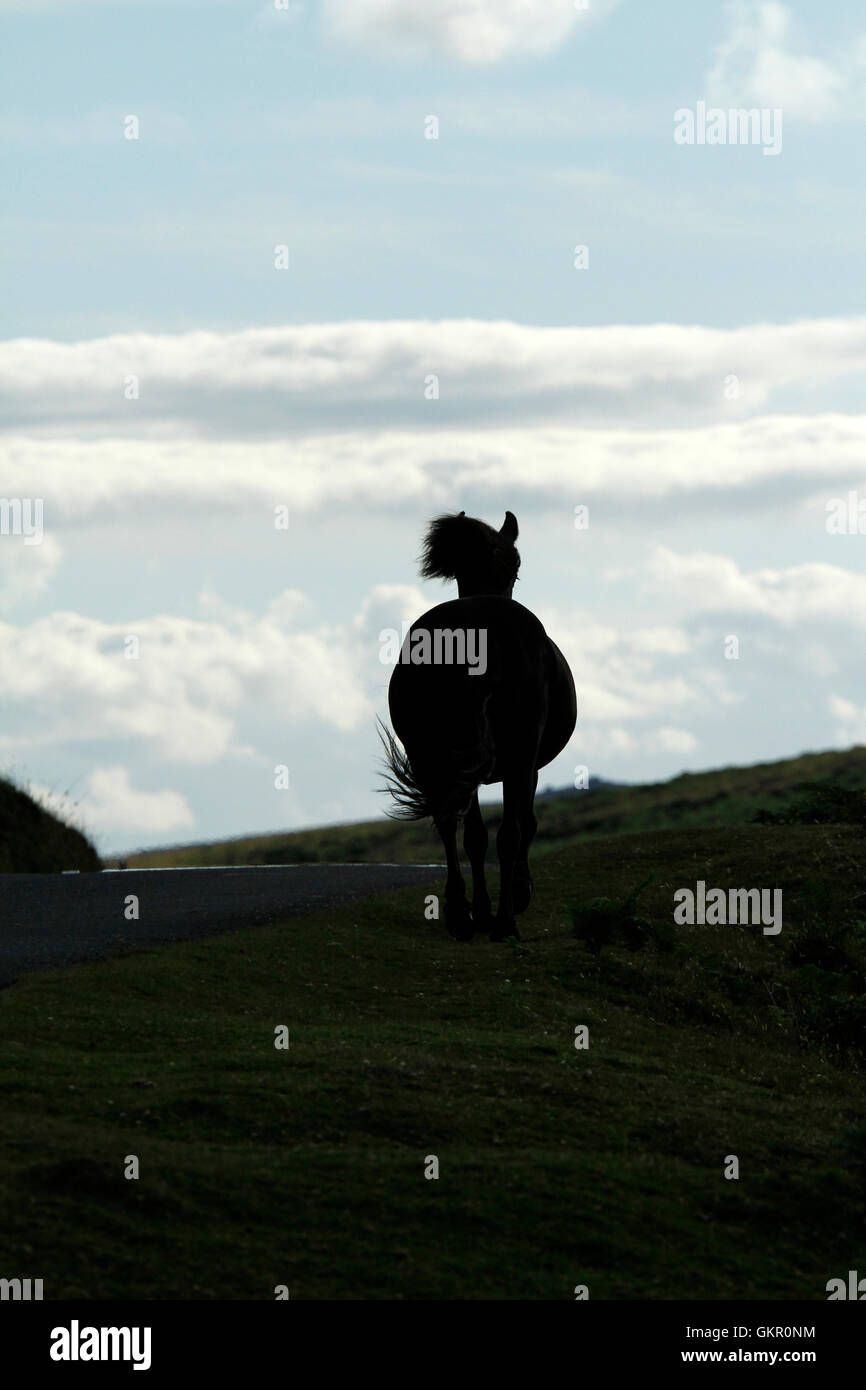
[536,775,628,798]
[112,745,866,869]
[0,777,101,874]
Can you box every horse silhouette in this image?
[380,510,577,941]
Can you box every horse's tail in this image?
[377,720,432,820]
[377,702,494,822]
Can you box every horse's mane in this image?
[419,511,520,588]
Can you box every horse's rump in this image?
[386,596,573,818]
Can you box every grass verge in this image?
[2,824,864,1299]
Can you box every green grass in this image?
[2,822,865,1299]
[110,743,866,868]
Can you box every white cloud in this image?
[0,582,723,805]
[647,547,866,628]
[6,318,866,436]
[82,765,194,834]
[321,0,618,65]
[29,765,194,841]
[352,583,429,643]
[11,569,861,843]
[645,726,699,755]
[38,764,195,836]
[533,607,703,725]
[0,591,372,765]
[578,726,636,757]
[828,695,866,745]
[0,535,62,609]
[4,413,866,529]
[707,1,863,121]
[5,316,866,419]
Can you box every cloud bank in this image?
[321,0,619,65]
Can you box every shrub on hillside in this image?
[754,781,866,827]
[570,873,674,955]
[0,777,101,873]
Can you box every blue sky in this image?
[3,0,866,854]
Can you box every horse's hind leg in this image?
[512,769,538,915]
[435,811,474,940]
[491,771,532,941]
[463,792,492,931]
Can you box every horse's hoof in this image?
[445,900,474,940]
[489,917,520,942]
[512,875,534,914]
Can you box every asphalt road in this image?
[0,864,441,984]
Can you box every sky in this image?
[2,0,866,856]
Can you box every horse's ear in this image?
[500,511,518,543]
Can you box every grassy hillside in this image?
[0,775,101,874]
[112,744,866,868]
[1,821,864,1298]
